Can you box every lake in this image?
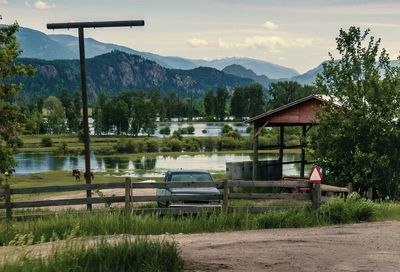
[14,152,308,178]
[88,118,250,137]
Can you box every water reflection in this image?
[14,152,308,177]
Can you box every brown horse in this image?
[72,169,94,181]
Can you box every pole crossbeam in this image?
[47,20,145,210]
[47,20,144,29]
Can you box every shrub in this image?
[221,124,233,135]
[41,137,53,147]
[114,140,136,153]
[218,136,243,150]
[201,137,217,151]
[159,126,171,135]
[145,139,159,153]
[187,125,195,135]
[167,138,183,152]
[224,130,242,140]
[172,130,183,140]
[183,138,201,152]
[96,146,115,155]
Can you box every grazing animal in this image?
[72,169,81,181]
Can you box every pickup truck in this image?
[156,170,221,207]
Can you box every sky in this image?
[1,0,400,73]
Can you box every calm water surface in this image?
[14,152,308,178]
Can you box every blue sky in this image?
[1,0,400,73]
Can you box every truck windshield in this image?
[169,173,213,182]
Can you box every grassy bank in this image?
[1,194,399,246]
[18,134,302,155]
[1,238,183,272]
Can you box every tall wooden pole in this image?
[78,27,92,211]
[47,20,145,212]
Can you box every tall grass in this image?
[1,194,399,246]
[0,238,183,272]
[0,211,259,246]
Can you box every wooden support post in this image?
[125,178,132,213]
[223,180,230,212]
[312,183,321,209]
[4,184,12,221]
[279,126,284,178]
[300,125,306,177]
[252,124,259,181]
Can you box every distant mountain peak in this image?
[222,64,275,88]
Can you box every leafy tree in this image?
[230,87,248,119]
[203,90,215,118]
[43,96,67,134]
[311,27,400,199]
[215,87,228,121]
[131,93,147,136]
[246,83,266,117]
[0,20,34,174]
[268,81,316,110]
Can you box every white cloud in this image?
[262,21,279,30]
[34,0,56,10]
[0,0,8,4]
[218,38,233,49]
[25,1,31,7]
[241,35,287,50]
[187,38,208,47]
[293,38,314,47]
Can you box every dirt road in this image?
[1,221,399,271]
[178,220,400,272]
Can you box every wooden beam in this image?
[254,121,269,138]
[228,180,310,188]
[229,193,311,201]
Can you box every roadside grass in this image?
[0,210,259,246]
[0,238,183,272]
[0,194,399,246]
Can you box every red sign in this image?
[309,166,323,183]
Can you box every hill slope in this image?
[16,51,254,99]
[222,64,275,88]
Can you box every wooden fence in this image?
[0,179,350,221]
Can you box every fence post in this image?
[312,183,321,209]
[125,178,132,213]
[4,184,12,221]
[223,180,230,212]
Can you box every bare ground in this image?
[178,220,400,272]
[1,221,399,272]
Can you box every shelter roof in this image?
[245,95,329,127]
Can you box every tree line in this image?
[16,81,316,136]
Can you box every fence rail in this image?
[0,179,349,221]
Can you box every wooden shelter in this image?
[245,95,328,180]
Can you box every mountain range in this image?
[15,25,380,98]
[15,26,300,79]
